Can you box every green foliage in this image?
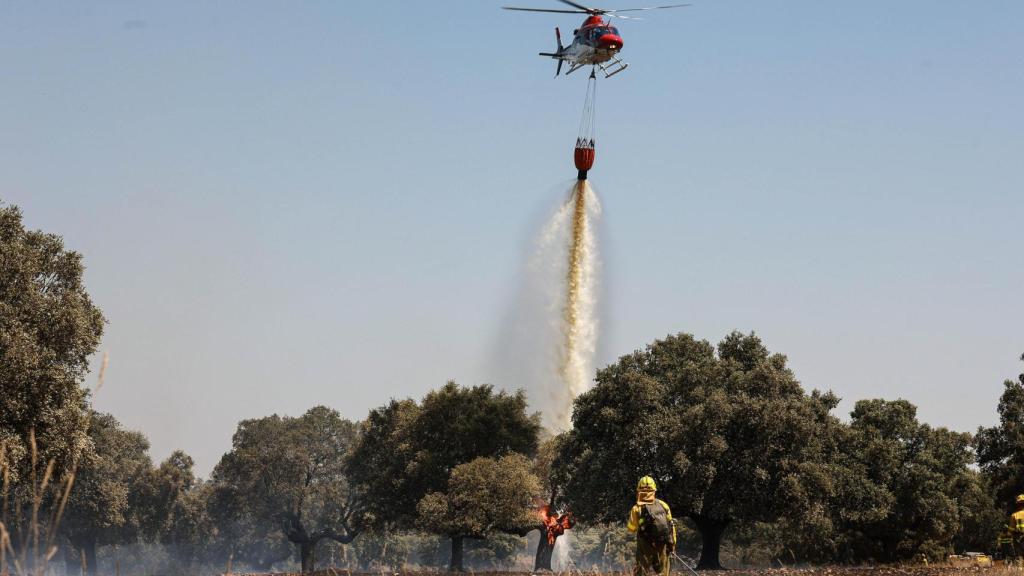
[346,398,418,529]
[557,331,840,568]
[349,382,541,530]
[211,406,361,572]
[0,203,104,483]
[977,354,1024,508]
[950,468,1002,554]
[349,382,540,571]
[718,521,786,567]
[160,477,214,571]
[59,412,152,574]
[5,199,1010,573]
[58,449,208,576]
[417,454,540,538]
[535,432,567,503]
[205,483,293,571]
[829,399,981,562]
[554,332,990,567]
[134,451,198,544]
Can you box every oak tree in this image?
[0,203,104,484]
[977,354,1024,507]
[838,399,987,561]
[211,406,362,573]
[349,382,540,531]
[417,454,539,571]
[557,332,839,569]
[59,413,151,576]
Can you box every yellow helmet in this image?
[637,476,657,491]
[1016,494,1024,505]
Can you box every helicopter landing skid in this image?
[565,62,587,76]
[597,56,628,78]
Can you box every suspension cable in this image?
[577,70,598,147]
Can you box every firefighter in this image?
[1013,495,1024,534]
[627,476,676,576]
[998,495,1024,561]
[997,527,1016,560]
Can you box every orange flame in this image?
[537,504,574,546]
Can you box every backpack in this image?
[639,502,674,546]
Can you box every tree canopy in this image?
[349,382,541,571]
[2,197,1011,572]
[59,412,151,576]
[556,331,841,569]
[827,399,986,562]
[977,353,1024,507]
[349,382,541,531]
[211,406,362,573]
[417,454,540,571]
[0,203,104,483]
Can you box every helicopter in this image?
[503,0,689,78]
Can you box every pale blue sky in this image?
[3,1,1022,475]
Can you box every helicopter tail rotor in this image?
[555,27,565,76]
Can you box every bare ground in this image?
[236,567,1021,576]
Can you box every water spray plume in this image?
[506,180,601,432]
[546,72,602,429]
[554,181,600,429]
[500,71,601,432]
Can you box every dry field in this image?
[239,567,1022,576]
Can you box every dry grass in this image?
[0,430,78,576]
[224,569,1024,576]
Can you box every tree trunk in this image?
[692,515,729,570]
[448,535,465,572]
[83,538,98,576]
[534,533,556,571]
[300,539,317,573]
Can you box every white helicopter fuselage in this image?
[561,40,619,65]
[504,0,689,77]
[542,19,629,77]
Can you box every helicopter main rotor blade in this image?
[555,0,600,13]
[606,3,690,12]
[503,1,687,18]
[503,6,588,13]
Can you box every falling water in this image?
[552,529,575,572]
[555,180,601,429]
[525,181,601,430]
[496,180,601,431]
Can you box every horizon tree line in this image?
[3,199,1023,573]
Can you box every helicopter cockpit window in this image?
[608,26,619,36]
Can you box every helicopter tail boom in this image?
[539,27,566,76]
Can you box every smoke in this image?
[494,182,601,431]
[552,529,575,571]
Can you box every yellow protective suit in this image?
[627,486,676,576]
[1013,509,1024,534]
